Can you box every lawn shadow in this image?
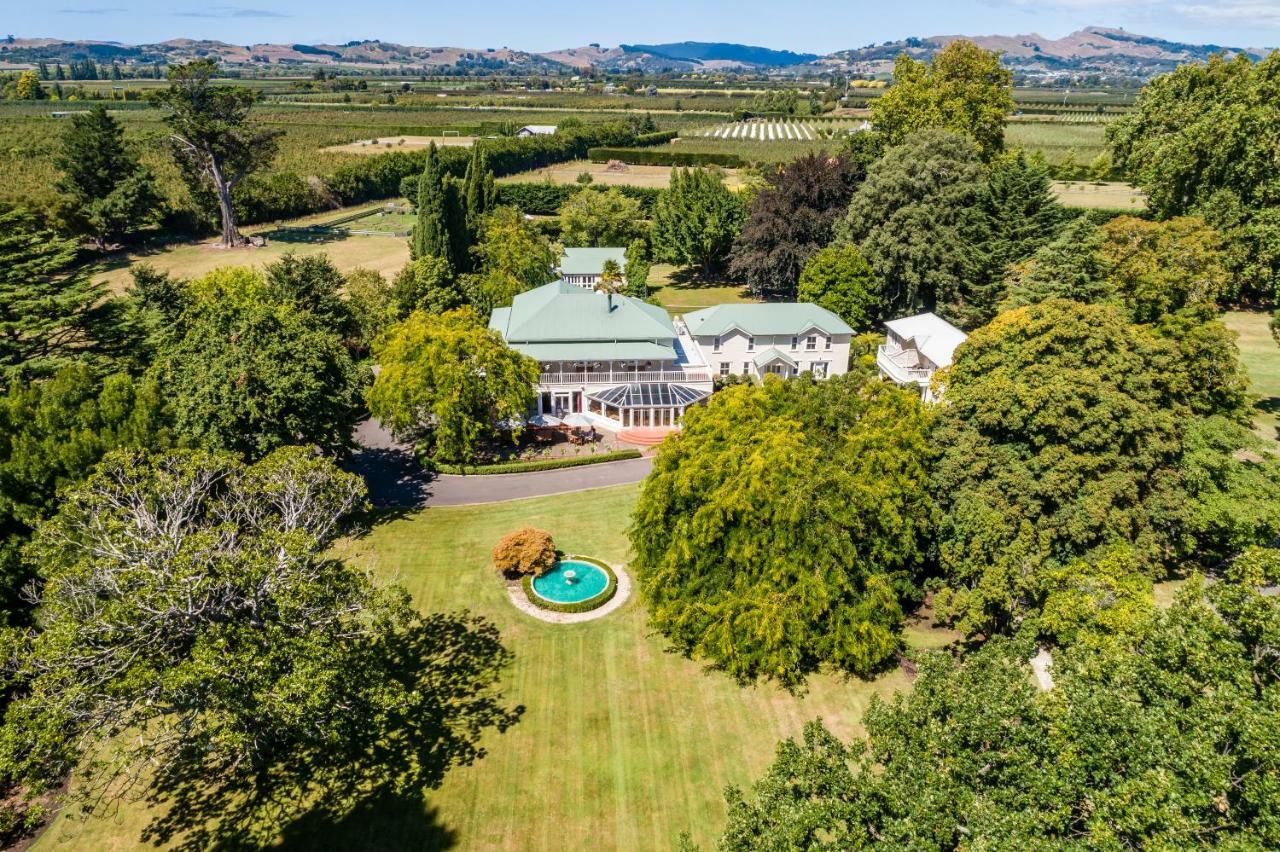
[661,265,740,290]
[277,793,458,852]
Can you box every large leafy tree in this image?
[152,59,281,248]
[963,151,1065,327]
[720,578,1280,849]
[0,447,519,849]
[0,207,126,378]
[651,167,744,277]
[464,206,558,314]
[558,187,641,247]
[54,104,160,249]
[932,299,1279,637]
[151,266,365,460]
[368,307,538,464]
[728,152,856,301]
[837,130,985,323]
[871,40,1013,161]
[0,365,169,624]
[629,373,934,688]
[796,244,881,331]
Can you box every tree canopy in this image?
[150,264,365,460]
[651,168,744,277]
[720,577,1280,849]
[796,244,881,331]
[464,206,558,314]
[152,59,280,247]
[368,307,538,464]
[629,373,934,687]
[931,299,1280,636]
[871,40,1013,161]
[54,104,160,249]
[558,187,641,247]
[729,152,855,300]
[837,130,985,323]
[0,447,519,849]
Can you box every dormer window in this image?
[806,335,817,351]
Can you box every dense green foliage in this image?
[629,373,933,687]
[871,40,1014,161]
[729,152,855,300]
[495,181,660,217]
[152,60,281,246]
[368,307,538,464]
[0,447,519,849]
[150,262,365,460]
[0,208,125,379]
[796,245,881,331]
[720,578,1280,849]
[837,130,985,323]
[651,168,744,276]
[53,105,160,248]
[464,206,559,313]
[558,187,642,247]
[587,147,745,168]
[931,299,1279,636]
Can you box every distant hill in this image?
[621,42,819,67]
[828,27,1267,78]
[0,29,1268,79]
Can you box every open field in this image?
[686,118,867,142]
[94,204,412,293]
[323,135,478,154]
[1224,310,1280,448]
[498,159,747,190]
[648,264,757,312]
[1004,119,1109,165]
[33,484,953,851]
[1052,180,1146,210]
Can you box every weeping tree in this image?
[152,59,280,248]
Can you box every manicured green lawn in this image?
[1224,310,1280,448]
[648,263,758,314]
[35,483,938,852]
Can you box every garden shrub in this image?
[492,527,557,578]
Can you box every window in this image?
[746,336,755,352]
[825,336,832,350]
[712,336,721,353]
[806,335,817,351]
[790,336,798,350]
[719,362,730,376]
[742,362,750,375]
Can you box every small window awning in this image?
[587,383,711,408]
[753,348,797,368]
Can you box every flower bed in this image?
[520,556,618,614]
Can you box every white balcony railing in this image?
[876,346,933,385]
[539,369,712,385]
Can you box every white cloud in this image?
[1174,1,1280,27]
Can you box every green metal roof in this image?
[490,281,676,343]
[559,247,627,277]
[753,347,798,368]
[684,303,854,337]
[512,341,677,363]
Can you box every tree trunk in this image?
[208,150,243,248]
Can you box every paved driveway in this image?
[345,418,653,508]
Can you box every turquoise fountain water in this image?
[531,559,609,604]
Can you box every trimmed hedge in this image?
[520,556,619,614]
[495,183,661,216]
[435,449,642,475]
[633,129,680,147]
[587,147,745,168]
[241,123,641,226]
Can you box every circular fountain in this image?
[531,559,608,605]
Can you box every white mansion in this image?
[488,282,853,431]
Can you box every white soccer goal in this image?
[441,129,461,137]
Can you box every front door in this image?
[553,392,573,416]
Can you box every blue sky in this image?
[18,1,1280,53]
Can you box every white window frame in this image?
[742,362,750,375]
[806,335,817,351]
[790,336,798,350]
[746,336,755,352]
[712,336,722,353]
[719,361,730,376]
[824,336,832,350]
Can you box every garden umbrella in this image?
[562,413,592,427]
[529,413,562,427]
